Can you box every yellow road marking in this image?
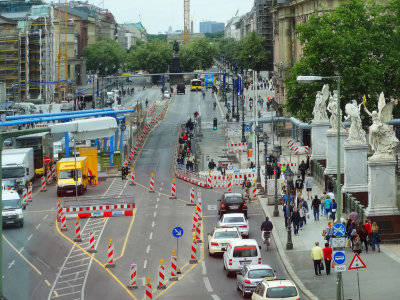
[32,186,42,199]
[55,220,138,300]
[53,290,59,297]
[102,217,108,223]
[45,279,51,286]
[114,209,137,262]
[2,235,42,275]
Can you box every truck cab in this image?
[2,189,24,228]
[56,157,88,197]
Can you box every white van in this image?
[2,189,24,228]
[223,239,262,277]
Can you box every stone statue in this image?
[364,92,399,160]
[312,84,329,123]
[173,41,180,56]
[344,99,366,144]
[327,90,344,131]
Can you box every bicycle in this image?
[261,231,271,251]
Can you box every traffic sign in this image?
[332,223,346,237]
[332,237,346,248]
[348,253,367,270]
[43,156,51,164]
[245,126,250,132]
[172,226,184,238]
[333,251,346,265]
[335,264,347,272]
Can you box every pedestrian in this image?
[348,221,357,250]
[321,191,327,216]
[299,204,306,230]
[348,209,359,224]
[358,224,369,253]
[312,195,321,221]
[283,202,292,228]
[324,220,333,247]
[208,159,216,170]
[266,163,274,179]
[311,242,324,276]
[305,173,314,200]
[331,199,337,222]
[324,194,332,219]
[371,222,381,252]
[323,242,332,275]
[176,154,184,169]
[353,234,362,254]
[145,98,149,108]
[291,207,301,235]
[298,160,308,182]
[226,161,234,170]
[295,175,304,195]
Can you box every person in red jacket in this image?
[323,242,332,275]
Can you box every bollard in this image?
[227,177,232,192]
[196,198,202,221]
[47,169,52,184]
[169,179,177,199]
[129,168,136,185]
[57,199,62,222]
[127,264,138,289]
[27,183,32,201]
[51,164,56,180]
[207,176,212,188]
[189,233,198,264]
[60,209,67,231]
[22,188,28,206]
[252,180,257,200]
[87,230,97,253]
[186,187,196,206]
[149,173,155,193]
[74,217,82,242]
[170,250,178,281]
[105,238,115,268]
[157,259,166,290]
[145,277,152,300]
[41,176,47,192]
[192,208,199,232]
[195,219,202,243]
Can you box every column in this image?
[310,122,330,161]
[324,130,346,175]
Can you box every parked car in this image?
[164,90,171,98]
[218,213,249,238]
[208,227,242,256]
[218,192,247,218]
[237,264,277,298]
[252,279,300,300]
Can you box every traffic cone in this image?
[189,233,198,264]
[60,209,67,231]
[157,259,166,290]
[57,199,62,222]
[170,179,177,199]
[127,264,138,289]
[149,173,155,193]
[170,250,178,281]
[41,176,47,192]
[22,188,28,207]
[145,278,152,300]
[186,187,195,206]
[74,217,82,242]
[27,183,32,201]
[129,168,136,185]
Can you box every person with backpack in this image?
[295,175,304,195]
[324,194,332,219]
[348,221,357,250]
[312,195,321,221]
[242,176,252,199]
[324,220,333,247]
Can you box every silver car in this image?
[237,264,277,298]
[217,213,249,238]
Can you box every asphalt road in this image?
[2,86,290,300]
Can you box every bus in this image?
[16,132,54,177]
[190,79,202,91]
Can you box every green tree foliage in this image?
[180,38,217,71]
[126,40,172,73]
[147,34,167,42]
[205,32,224,40]
[83,38,126,76]
[285,0,400,122]
[216,38,240,66]
[234,32,269,71]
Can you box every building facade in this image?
[199,21,224,33]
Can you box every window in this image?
[248,269,275,279]
[233,246,258,257]
[266,286,298,298]
[224,216,245,223]
[225,196,243,204]
[214,231,239,239]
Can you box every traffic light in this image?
[213,118,217,130]
[121,166,129,180]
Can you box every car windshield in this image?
[266,286,298,298]
[248,269,275,279]
[233,246,257,257]
[2,199,21,210]
[223,216,244,223]
[59,170,81,180]
[225,196,243,203]
[2,167,25,178]
[214,231,239,239]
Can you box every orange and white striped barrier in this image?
[47,170,52,184]
[145,278,152,300]
[51,164,56,179]
[22,188,28,206]
[170,250,178,281]
[187,187,195,206]
[74,217,82,242]
[157,260,166,290]
[227,142,248,153]
[170,179,177,199]
[129,169,136,185]
[27,183,32,201]
[194,219,202,243]
[189,234,198,264]
[127,264,138,289]
[251,180,257,200]
[227,178,232,192]
[57,199,62,222]
[60,210,67,231]
[149,173,155,193]
[105,238,115,268]
[192,209,199,232]
[87,230,97,253]
[207,176,212,188]
[294,145,310,155]
[41,176,47,192]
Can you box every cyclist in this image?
[213,101,217,110]
[145,98,149,108]
[202,90,205,99]
[260,217,274,246]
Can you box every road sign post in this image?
[348,253,366,300]
[172,227,184,274]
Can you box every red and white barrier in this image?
[227,142,248,152]
[192,210,199,232]
[47,171,52,184]
[57,199,62,222]
[105,239,115,268]
[189,236,198,264]
[251,182,257,200]
[127,264,138,289]
[149,174,155,193]
[145,278,152,300]
[157,260,166,290]
[88,230,97,253]
[294,146,310,155]
[207,176,212,188]
[74,217,82,242]
[51,164,56,179]
[129,169,136,185]
[22,188,28,206]
[27,184,32,201]
[62,203,135,219]
[170,251,178,281]
[187,187,195,206]
[170,179,177,199]
[41,176,47,192]
[194,220,202,243]
[227,178,232,192]
[60,210,67,231]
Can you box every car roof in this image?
[222,213,245,218]
[229,239,258,247]
[262,279,296,288]
[245,264,273,271]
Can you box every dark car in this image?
[218,192,247,218]
[177,83,186,94]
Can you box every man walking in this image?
[311,195,321,221]
[299,160,308,182]
[305,173,314,200]
[311,242,324,276]
[291,207,301,236]
[295,175,304,195]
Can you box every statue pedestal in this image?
[310,122,330,162]
[342,143,368,206]
[324,130,346,175]
[366,159,400,216]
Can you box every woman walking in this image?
[358,224,369,253]
[353,234,362,254]
[323,242,332,275]
[299,204,307,230]
[330,199,337,222]
[371,222,381,252]
[324,221,333,247]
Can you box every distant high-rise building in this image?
[199,21,224,33]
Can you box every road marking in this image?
[157,197,160,201]
[155,204,158,209]
[159,187,163,191]
[143,260,147,269]
[153,211,157,217]
[8,260,15,269]
[24,209,56,214]
[102,217,108,223]
[149,232,153,240]
[114,209,137,262]
[53,291,59,297]
[203,277,213,293]
[201,261,206,275]
[35,224,41,230]
[44,280,51,286]
[27,234,33,241]
[2,235,42,275]
[211,295,221,300]
[151,221,155,228]
[161,182,164,186]
[146,245,150,254]
[19,246,24,253]
[43,214,48,220]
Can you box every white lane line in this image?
[203,277,213,293]
[155,204,158,209]
[201,261,206,275]
[35,224,41,230]
[211,295,221,300]
[143,260,147,269]
[153,211,157,217]
[159,187,163,191]
[43,214,48,220]
[146,245,150,254]
[149,232,153,240]
[27,234,33,241]
[151,221,155,228]
[157,198,160,202]
[19,247,24,253]
[8,260,15,269]
[161,182,164,186]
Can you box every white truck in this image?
[2,148,35,193]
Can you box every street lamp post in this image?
[297,75,341,300]
[284,167,294,250]
[255,125,263,185]
[272,146,281,217]
[263,133,269,194]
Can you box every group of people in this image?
[176,117,196,172]
[281,186,310,236]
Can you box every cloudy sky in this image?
[101,0,254,34]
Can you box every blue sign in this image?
[245,126,250,132]
[333,251,346,265]
[172,226,184,238]
[332,224,346,237]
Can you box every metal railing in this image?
[344,192,365,223]
[312,160,325,188]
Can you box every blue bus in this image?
[205,74,214,88]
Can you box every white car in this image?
[208,227,242,255]
[252,279,300,300]
[218,213,249,238]
[164,90,170,98]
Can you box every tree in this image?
[83,38,126,76]
[285,0,400,122]
[216,38,240,67]
[234,32,269,72]
[126,40,172,73]
[180,38,217,72]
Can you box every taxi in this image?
[252,279,300,300]
[207,227,242,256]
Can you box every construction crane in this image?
[184,0,190,44]
[234,9,239,17]
[57,0,69,98]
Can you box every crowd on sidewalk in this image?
[176,114,198,172]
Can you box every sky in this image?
[99,0,254,34]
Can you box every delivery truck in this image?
[56,157,89,197]
[2,148,35,193]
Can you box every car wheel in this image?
[237,283,240,291]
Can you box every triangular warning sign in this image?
[348,253,367,270]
